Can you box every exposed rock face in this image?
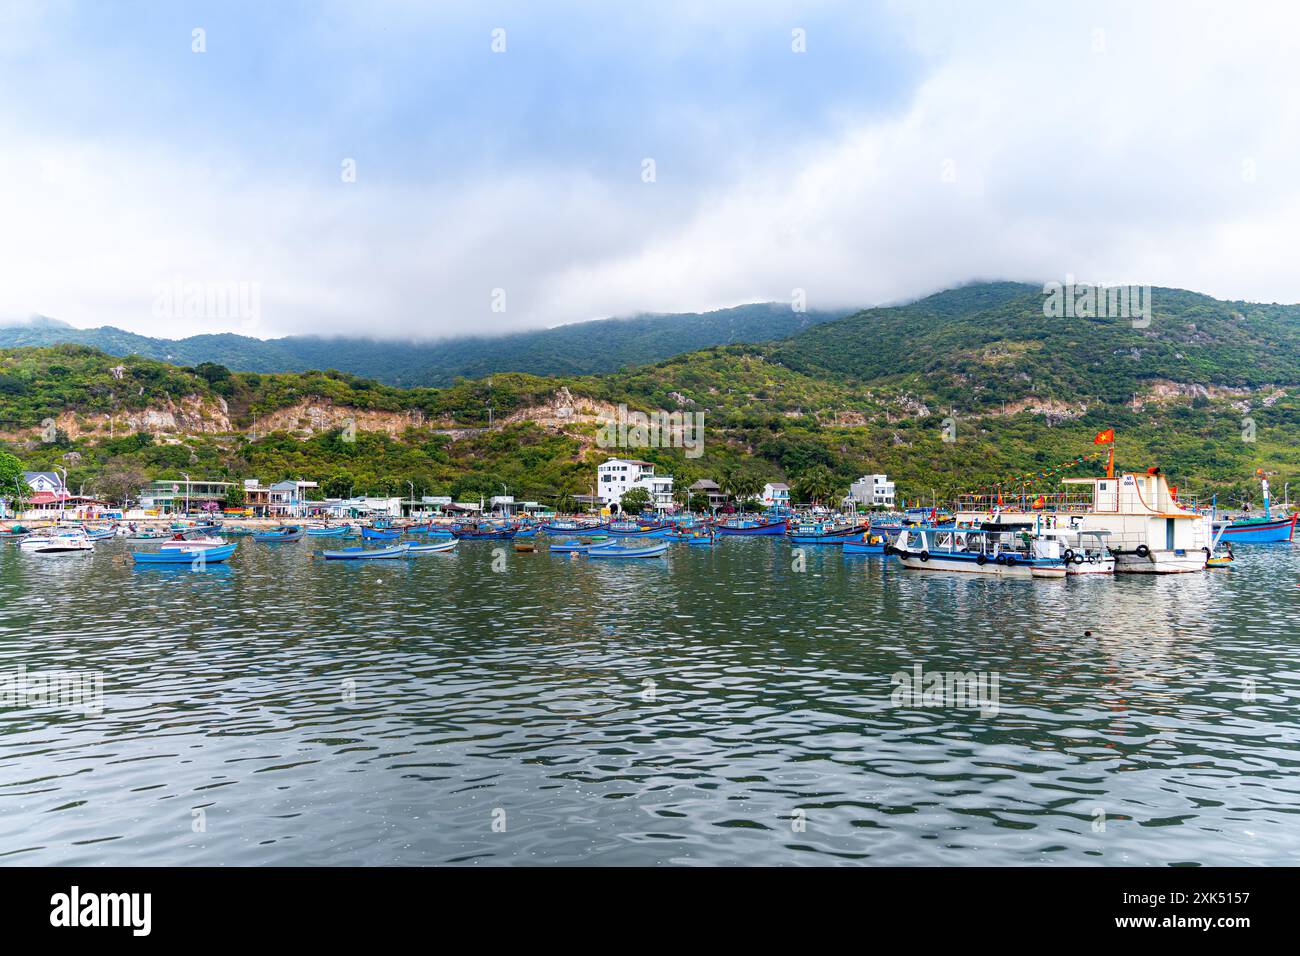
[254,400,425,437]
[499,387,624,429]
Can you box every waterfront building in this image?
[688,478,728,510]
[140,478,234,514]
[850,473,896,508]
[761,482,791,508]
[597,458,675,511]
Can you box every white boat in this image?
[1039,529,1115,575]
[889,524,1067,578]
[955,468,1210,574]
[19,532,96,555]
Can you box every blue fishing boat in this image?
[253,525,304,542]
[842,531,889,555]
[453,525,516,540]
[586,541,669,559]
[686,535,716,547]
[423,525,455,537]
[716,517,787,536]
[361,526,403,540]
[605,521,671,537]
[543,520,608,536]
[133,542,237,564]
[787,519,868,544]
[549,537,611,553]
[513,526,539,538]
[307,525,358,537]
[322,542,410,560]
[85,527,118,540]
[1209,477,1297,543]
[406,539,458,555]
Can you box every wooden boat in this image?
[586,541,669,559]
[513,527,539,538]
[787,519,869,544]
[453,525,516,540]
[307,525,357,537]
[422,526,455,537]
[85,526,118,540]
[133,542,237,564]
[1206,552,1233,569]
[686,535,716,546]
[406,539,458,555]
[127,529,169,541]
[361,526,403,540]
[321,542,410,560]
[513,541,537,553]
[0,525,32,539]
[549,537,610,554]
[1212,513,1297,543]
[160,533,226,550]
[253,525,305,542]
[222,526,257,537]
[543,520,608,536]
[605,521,671,537]
[717,517,787,536]
[842,531,889,555]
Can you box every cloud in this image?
[2,1,1299,340]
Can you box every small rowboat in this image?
[160,534,226,550]
[423,526,455,537]
[454,526,516,540]
[842,532,888,555]
[513,541,536,553]
[307,525,358,538]
[549,537,610,553]
[687,535,716,546]
[322,542,410,560]
[406,539,458,555]
[361,526,403,540]
[0,525,32,539]
[253,526,304,542]
[586,542,669,559]
[133,542,237,564]
[84,526,118,540]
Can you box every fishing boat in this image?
[0,524,32,539]
[127,528,169,541]
[716,516,787,536]
[133,542,237,564]
[160,533,226,550]
[513,526,539,538]
[19,532,95,555]
[361,526,403,540]
[549,537,611,554]
[222,526,257,537]
[321,542,410,560]
[84,526,118,540]
[422,525,456,537]
[787,518,868,544]
[605,520,671,537]
[543,519,608,536]
[889,525,1067,578]
[585,541,669,559]
[842,531,889,555]
[1210,477,1297,542]
[307,525,358,538]
[406,539,458,555]
[453,525,517,540]
[253,525,305,542]
[686,535,716,547]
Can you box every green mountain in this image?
[3,281,1297,509]
[0,303,851,387]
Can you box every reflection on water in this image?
[1,537,1297,865]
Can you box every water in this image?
[1,536,1298,866]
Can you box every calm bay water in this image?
[1,536,1298,866]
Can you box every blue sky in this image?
[2,1,1299,338]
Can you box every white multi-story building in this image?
[597,458,674,511]
[761,482,791,508]
[850,473,895,508]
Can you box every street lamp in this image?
[181,472,191,515]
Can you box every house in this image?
[269,480,319,517]
[597,458,674,512]
[243,479,272,516]
[687,479,728,511]
[849,473,896,508]
[140,479,234,514]
[761,482,791,508]
[22,471,65,496]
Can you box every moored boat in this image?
[406,539,458,555]
[20,532,95,555]
[889,525,1067,578]
[133,542,237,564]
[321,542,410,560]
[253,525,305,542]
[787,519,868,544]
[842,531,889,555]
[716,517,787,536]
[585,541,669,559]
[361,526,403,540]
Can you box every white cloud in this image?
[3,1,1300,340]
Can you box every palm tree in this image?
[793,466,840,507]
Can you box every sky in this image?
[2,0,1299,340]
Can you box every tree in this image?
[620,487,652,514]
[91,459,149,506]
[793,465,840,506]
[322,472,354,499]
[0,450,29,513]
[224,482,246,508]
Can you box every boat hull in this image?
[322,543,410,560]
[586,542,669,558]
[133,543,236,564]
[717,520,786,536]
[895,551,1065,577]
[1113,549,1207,574]
[1213,514,1297,543]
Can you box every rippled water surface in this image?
[1,536,1298,865]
